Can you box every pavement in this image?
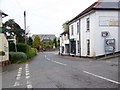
[2,51,120,89]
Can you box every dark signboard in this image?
[105,39,115,52]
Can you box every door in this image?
[87,40,90,55]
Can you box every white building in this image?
[0,10,9,65]
[60,31,69,55]
[69,0,120,57]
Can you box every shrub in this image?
[16,43,29,54]
[16,43,37,59]
[9,52,27,63]
[27,48,37,59]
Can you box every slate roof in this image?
[68,0,120,23]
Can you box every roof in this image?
[0,10,8,17]
[32,34,56,41]
[68,0,120,23]
[60,31,69,35]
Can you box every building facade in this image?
[0,10,9,64]
[68,0,120,57]
[60,31,69,55]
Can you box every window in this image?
[77,22,79,34]
[86,18,90,31]
[71,25,74,35]
[87,39,90,55]
[78,41,80,53]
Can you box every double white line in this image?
[14,64,32,88]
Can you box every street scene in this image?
[0,0,120,89]
[2,51,119,88]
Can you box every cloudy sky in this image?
[0,0,98,37]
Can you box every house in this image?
[60,30,69,55]
[0,10,9,66]
[32,34,56,42]
[68,0,120,57]
[32,34,56,50]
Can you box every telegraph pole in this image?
[24,11,26,44]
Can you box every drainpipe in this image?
[79,19,81,57]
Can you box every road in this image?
[2,51,119,89]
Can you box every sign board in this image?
[105,39,115,52]
[102,32,109,37]
[99,16,119,27]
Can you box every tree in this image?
[33,35,41,50]
[3,19,25,43]
[53,38,57,48]
[62,20,69,32]
[27,36,33,47]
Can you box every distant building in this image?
[60,31,69,55]
[32,34,56,42]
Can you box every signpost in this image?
[101,31,115,56]
[105,39,115,52]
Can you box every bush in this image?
[9,52,27,63]
[17,43,37,59]
[16,43,29,54]
[27,48,37,59]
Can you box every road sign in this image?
[105,46,115,52]
[106,39,115,46]
[105,39,115,52]
[102,32,109,37]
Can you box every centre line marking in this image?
[52,60,67,66]
[83,70,120,85]
[46,57,67,66]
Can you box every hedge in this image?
[9,52,27,63]
[9,42,16,52]
[16,43,37,59]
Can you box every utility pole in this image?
[24,11,26,44]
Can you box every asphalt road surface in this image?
[2,51,119,89]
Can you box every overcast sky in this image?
[0,0,98,37]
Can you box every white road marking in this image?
[26,72,30,76]
[16,76,20,80]
[17,73,21,77]
[26,75,30,79]
[45,55,46,58]
[27,84,32,88]
[14,67,22,86]
[45,56,67,66]
[51,60,67,66]
[25,64,32,88]
[18,71,21,74]
[14,81,20,86]
[83,70,120,85]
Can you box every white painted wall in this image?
[0,34,9,62]
[80,10,119,57]
[60,33,70,54]
[0,13,2,27]
[94,10,119,56]
[0,12,9,62]
[69,20,80,56]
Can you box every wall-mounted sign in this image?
[105,39,115,52]
[99,16,119,27]
[102,31,109,37]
